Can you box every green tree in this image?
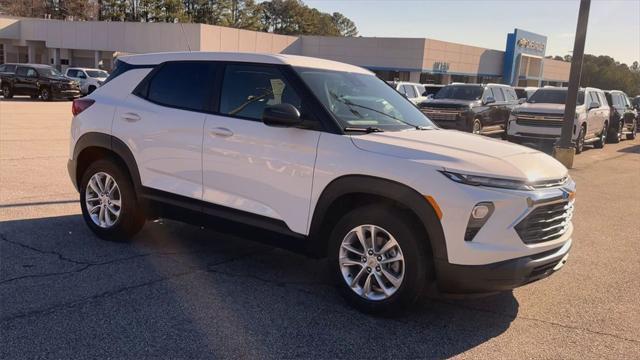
[332,12,358,37]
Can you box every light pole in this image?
[553,0,591,168]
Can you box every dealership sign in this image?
[517,38,545,53]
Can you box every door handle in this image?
[122,112,141,122]
[209,127,234,137]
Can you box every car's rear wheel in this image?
[594,122,607,149]
[2,84,12,99]
[39,87,51,101]
[329,205,431,314]
[80,159,145,241]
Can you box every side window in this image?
[15,67,28,76]
[483,87,495,101]
[598,92,608,107]
[220,64,304,121]
[492,87,505,101]
[623,96,631,107]
[402,85,417,98]
[26,68,37,77]
[507,88,518,101]
[397,85,407,95]
[67,69,77,77]
[589,92,600,106]
[0,65,5,72]
[5,64,16,73]
[78,71,87,79]
[416,85,426,96]
[145,61,217,112]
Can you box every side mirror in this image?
[588,102,599,110]
[262,103,302,127]
[484,96,495,105]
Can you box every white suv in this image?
[507,87,610,153]
[68,52,575,313]
[65,67,109,95]
[387,81,428,105]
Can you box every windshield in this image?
[36,67,62,77]
[434,85,483,100]
[527,89,585,105]
[294,67,434,131]
[86,70,109,78]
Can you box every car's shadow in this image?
[0,214,517,358]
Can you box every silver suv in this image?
[507,87,610,153]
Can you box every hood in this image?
[421,98,475,108]
[351,130,568,182]
[43,75,73,82]
[516,102,581,115]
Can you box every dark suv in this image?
[418,83,519,135]
[1,63,80,101]
[605,90,637,141]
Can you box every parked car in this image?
[1,64,80,101]
[507,87,610,154]
[419,83,520,135]
[605,90,637,142]
[631,96,640,111]
[65,67,109,95]
[387,81,428,105]
[514,86,538,100]
[68,52,574,313]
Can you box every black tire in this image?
[471,118,482,135]
[607,120,622,143]
[329,205,431,314]
[30,94,39,100]
[575,126,586,154]
[79,159,145,241]
[626,120,637,140]
[593,122,607,149]
[2,84,12,99]
[39,87,51,101]
[87,86,96,94]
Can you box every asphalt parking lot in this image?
[1,98,639,359]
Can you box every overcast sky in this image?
[305,0,640,65]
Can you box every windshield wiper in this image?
[329,91,425,130]
[344,126,384,133]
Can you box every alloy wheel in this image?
[339,224,405,301]
[472,120,482,135]
[40,89,49,101]
[85,172,122,228]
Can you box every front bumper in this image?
[435,238,571,294]
[53,88,81,99]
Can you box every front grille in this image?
[515,200,574,244]
[516,113,564,127]
[420,107,462,121]
[530,176,569,190]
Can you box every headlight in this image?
[440,170,533,190]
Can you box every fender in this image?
[71,132,142,192]
[308,175,447,261]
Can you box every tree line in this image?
[547,54,640,96]
[0,0,359,37]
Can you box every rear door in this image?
[202,63,321,234]
[585,91,602,137]
[482,87,501,126]
[112,61,217,200]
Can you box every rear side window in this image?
[145,62,217,112]
[67,69,78,77]
[597,92,608,106]
[588,92,600,106]
[401,85,417,98]
[15,67,28,76]
[220,64,303,121]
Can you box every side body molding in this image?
[308,175,448,261]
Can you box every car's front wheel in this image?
[39,87,51,101]
[80,159,145,241]
[329,205,431,314]
[2,84,12,99]
[626,120,637,140]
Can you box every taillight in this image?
[72,99,95,116]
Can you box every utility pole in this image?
[553,0,591,168]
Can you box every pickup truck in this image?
[1,63,80,101]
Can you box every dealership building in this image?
[0,16,570,86]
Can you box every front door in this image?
[202,63,320,235]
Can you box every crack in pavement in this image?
[0,248,271,323]
[434,299,640,345]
